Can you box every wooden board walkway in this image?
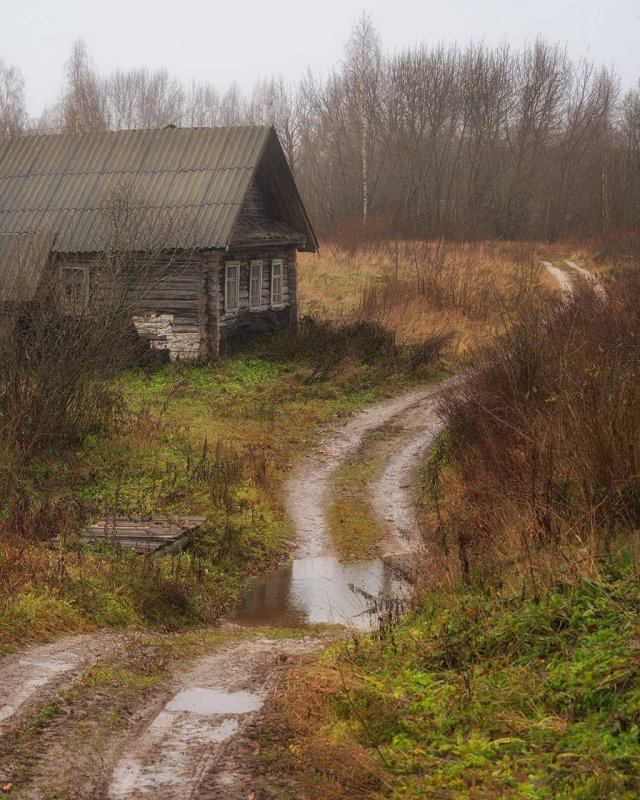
[81,517,206,555]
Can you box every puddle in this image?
[165,688,262,715]
[232,555,408,630]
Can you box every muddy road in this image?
[0,377,451,799]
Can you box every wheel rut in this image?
[3,262,604,798]
[0,633,124,732]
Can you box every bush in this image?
[434,267,640,579]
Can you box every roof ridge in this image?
[0,124,272,144]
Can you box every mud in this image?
[233,380,454,630]
[6,379,458,798]
[0,633,122,732]
[371,380,460,556]
[233,555,407,629]
[564,260,607,299]
[285,386,448,558]
[107,635,320,800]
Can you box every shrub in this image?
[434,267,640,580]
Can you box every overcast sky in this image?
[1,0,639,116]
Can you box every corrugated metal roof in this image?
[0,125,272,254]
[0,231,56,300]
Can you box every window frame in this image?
[62,265,90,312]
[225,261,240,313]
[270,258,284,308]
[249,259,263,310]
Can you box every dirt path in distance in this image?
[541,260,573,293]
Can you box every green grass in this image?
[328,434,389,560]
[299,553,640,799]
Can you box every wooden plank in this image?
[81,516,205,555]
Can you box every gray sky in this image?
[2,0,639,116]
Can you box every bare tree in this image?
[621,83,640,226]
[104,67,185,129]
[344,13,385,223]
[5,24,640,240]
[59,40,107,133]
[0,59,27,136]
[0,193,196,466]
[250,76,303,172]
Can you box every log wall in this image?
[218,245,297,329]
[58,245,298,361]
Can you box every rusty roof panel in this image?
[54,171,102,211]
[63,131,120,174]
[127,170,180,208]
[140,128,193,172]
[0,175,28,210]
[101,129,153,172]
[162,169,211,206]
[203,167,253,207]
[1,136,42,177]
[192,203,239,249]
[0,136,12,166]
[30,134,77,175]
[18,174,63,210]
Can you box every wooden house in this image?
[0,126,317,360]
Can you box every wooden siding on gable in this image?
[237,174,274,226]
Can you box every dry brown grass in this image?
[423,269,640,586]
[299,240,548,360]
[256,656,388,799]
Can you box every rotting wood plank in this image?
[81,516,206,555]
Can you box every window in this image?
[249,260,263,310]
[271,259,283,307]
[225,261,240,312]
[62,266,90,312]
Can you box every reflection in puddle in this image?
[232,556,407,630]
[165,688,262,715]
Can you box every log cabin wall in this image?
[218,245,298,341]
[60,254,208,362]
[58,245,299,362]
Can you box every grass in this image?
[0,238,606,647]
[298,240,544,359]
[327,430,391,560]
[263,551,640,799]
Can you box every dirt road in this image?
[0,377,451,799]
[0,633,124,731]
[286,380,452,559]
[543,258,606,298]
[102,379,452,799]
[3,259,596,797]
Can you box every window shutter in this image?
[249,260,263,309]
[225,262,240,312]
[271,259,283,307]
